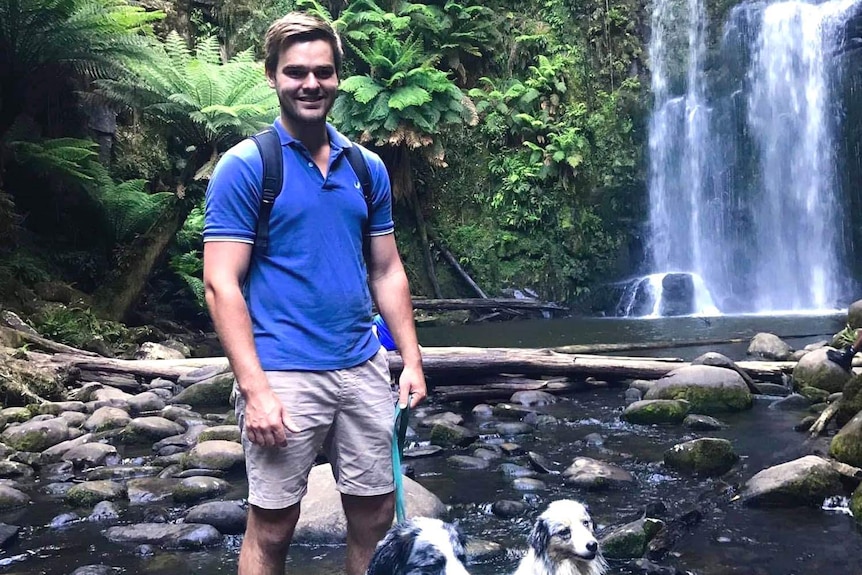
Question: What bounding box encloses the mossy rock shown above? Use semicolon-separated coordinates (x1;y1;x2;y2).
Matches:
828;411;862;467
848;300;862;330
644;366;752;414
664;438;739;476
65;480;126;508
798;386;830;404
600;517;663;559
429;422;478;448
793;348;852;393
741;456;843;508
622;399;689;425
836;374;862;427
170;373;234;408
852;484;862;524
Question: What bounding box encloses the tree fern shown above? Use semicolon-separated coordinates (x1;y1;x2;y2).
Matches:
0;0;163;137
7;138;101;183
97;32;278;159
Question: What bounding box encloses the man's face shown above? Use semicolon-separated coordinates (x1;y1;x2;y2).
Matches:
267;39;339;128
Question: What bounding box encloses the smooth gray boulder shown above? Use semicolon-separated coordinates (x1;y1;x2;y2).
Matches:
103;523;221;548
644;365;752;413
562;457;635;489
793;347;853;393
293;464;445;543
747;332;793;360
663;438;739;476
1;418;70;452
184;500;247;534
740;455;842;507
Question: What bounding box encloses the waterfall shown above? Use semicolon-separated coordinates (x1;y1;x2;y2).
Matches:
642;0;859;316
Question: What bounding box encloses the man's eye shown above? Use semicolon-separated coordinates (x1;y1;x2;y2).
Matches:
314;68;334;79
286;70;306;79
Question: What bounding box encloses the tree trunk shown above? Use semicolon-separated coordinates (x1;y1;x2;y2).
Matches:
428;230;487;298
93;197;192;322
93;147;206;322
411;195;442;298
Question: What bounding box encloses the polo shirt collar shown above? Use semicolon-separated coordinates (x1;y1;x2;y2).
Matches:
270;119;353;150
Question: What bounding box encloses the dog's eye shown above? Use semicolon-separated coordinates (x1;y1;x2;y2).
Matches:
557;527;571;540
582;519;592;528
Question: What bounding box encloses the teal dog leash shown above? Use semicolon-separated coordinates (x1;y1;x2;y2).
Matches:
392;402;410;523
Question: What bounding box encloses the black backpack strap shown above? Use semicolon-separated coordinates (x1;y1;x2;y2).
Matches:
250;127;283;253
343;144;374;257
343;144;373;211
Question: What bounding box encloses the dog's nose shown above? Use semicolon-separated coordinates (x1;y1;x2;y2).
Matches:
586;540;598;553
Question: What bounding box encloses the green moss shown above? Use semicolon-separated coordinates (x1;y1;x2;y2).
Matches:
65;481;126;507
622;400;689;424
852;485;862;524
829;432;862;468
837;374;862;427
799;386;830;403
662;384;752;414
664;438;739;476
601;527;646;559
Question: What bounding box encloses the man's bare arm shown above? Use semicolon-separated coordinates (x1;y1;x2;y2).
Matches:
367;233;426;408
203;242;298;446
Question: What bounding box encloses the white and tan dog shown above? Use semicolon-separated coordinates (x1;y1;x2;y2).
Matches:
514;500;608;575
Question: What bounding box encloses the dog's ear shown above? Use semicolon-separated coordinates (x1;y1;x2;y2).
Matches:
529;517;551;556
366;525;416;575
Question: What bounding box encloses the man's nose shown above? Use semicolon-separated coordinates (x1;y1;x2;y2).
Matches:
302;72;320;89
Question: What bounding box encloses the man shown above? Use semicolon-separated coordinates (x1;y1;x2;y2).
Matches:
202;12;426;575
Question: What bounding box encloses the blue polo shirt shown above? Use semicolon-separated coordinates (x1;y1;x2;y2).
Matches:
203;120;395;370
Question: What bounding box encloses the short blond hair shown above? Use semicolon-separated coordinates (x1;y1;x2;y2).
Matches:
264;12;343;75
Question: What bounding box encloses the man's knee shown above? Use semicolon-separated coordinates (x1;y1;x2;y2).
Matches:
342;492;395;540
246;504;300;552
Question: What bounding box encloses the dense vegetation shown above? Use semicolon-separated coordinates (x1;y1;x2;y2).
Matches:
0;0;651;342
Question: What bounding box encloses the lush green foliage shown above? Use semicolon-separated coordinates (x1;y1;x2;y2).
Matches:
0;0;652;325
97;33;279;183
31;305;130;349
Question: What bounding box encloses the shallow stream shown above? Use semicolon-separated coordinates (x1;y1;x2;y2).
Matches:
4;312;861;575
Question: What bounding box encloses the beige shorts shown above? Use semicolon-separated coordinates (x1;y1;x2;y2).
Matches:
235;349;395;509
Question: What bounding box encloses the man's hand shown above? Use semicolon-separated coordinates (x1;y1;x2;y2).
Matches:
397;364;427;409
243;387;300;447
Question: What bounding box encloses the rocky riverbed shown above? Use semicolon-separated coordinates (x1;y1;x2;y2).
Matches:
0;327;861;574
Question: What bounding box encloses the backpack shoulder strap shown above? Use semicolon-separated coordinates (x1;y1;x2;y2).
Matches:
343;144;373;211
344;144;375;257
249;127;283;253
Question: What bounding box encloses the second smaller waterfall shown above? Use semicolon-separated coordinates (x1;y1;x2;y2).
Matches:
616;272;720;317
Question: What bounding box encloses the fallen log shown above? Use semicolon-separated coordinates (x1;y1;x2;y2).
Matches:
412;298;567;313
431;377;586;402
50;353;228;381
809;399;841;438
0;326;100;357
42;347;793;385
553;334;829;355
390;347;794;383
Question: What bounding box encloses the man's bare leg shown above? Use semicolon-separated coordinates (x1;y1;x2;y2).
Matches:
342;492;395;575
238;503;301;575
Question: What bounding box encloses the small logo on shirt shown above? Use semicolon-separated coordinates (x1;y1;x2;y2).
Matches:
354;181;361;189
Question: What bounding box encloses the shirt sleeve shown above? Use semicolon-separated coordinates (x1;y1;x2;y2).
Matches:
362;148;395;237
203;139;264;244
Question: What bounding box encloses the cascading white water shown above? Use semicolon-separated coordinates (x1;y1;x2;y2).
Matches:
642;0;858;316
647;0;711;276
747;1;854;311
